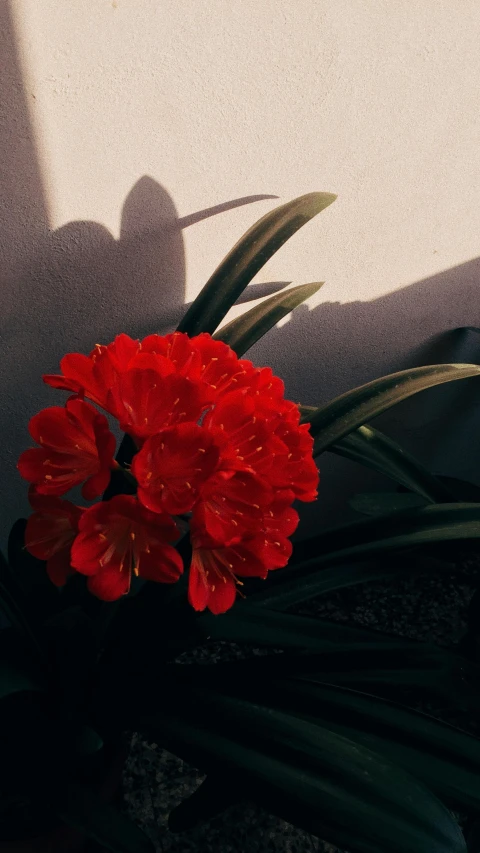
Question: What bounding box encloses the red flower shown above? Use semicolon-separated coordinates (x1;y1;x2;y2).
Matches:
18;398;117;500
70;495;183;601
203;389;286;474
191;334;255;397
32;331;320;613
132;423;220;515
25;494;83;587
258;492;300;568
189;491;299;613
192;469;273;546
270;420;319;502
43;334;141;415
111;369;210;443
141;332;202;378
188;539;267;614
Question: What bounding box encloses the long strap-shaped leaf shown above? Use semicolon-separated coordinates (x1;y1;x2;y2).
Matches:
0;549;46;671
167;637;479;709
139;687;465;853
196;672;480;815
185;607;480;706
246;502;480;610
197;601;429;653
301;363;480;455
283;685;480;814
214;281;324;355
177;192;336;336
299;413;454;503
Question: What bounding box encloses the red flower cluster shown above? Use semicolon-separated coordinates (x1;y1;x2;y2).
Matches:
18;333;318;613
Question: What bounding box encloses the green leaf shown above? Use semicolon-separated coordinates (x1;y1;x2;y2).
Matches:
0;549;46;670
55;781;154;853
273;681;480;813
213;281;324;356
198;601;425;653
73;724;104;758
170;631;479;710
176;192;336;336
191;669;480;815
246;503;480;610
350;492;429;516
140;686;465;853
301;363;480;456
0;628;44;702
197;604;480;707
312;420;454;502
430;475;480;503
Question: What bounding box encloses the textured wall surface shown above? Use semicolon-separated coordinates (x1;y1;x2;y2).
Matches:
2;0;480;542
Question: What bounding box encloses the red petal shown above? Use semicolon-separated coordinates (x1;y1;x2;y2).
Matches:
116;371;208;440
206;576;237;614
133;424;219;515
187;558;210;611
87;565;131;601
138;544;183;584
28;407;76;451
42;373;82;393
81;468;112;500
70;528;108;575
256;533;293;570
46;548;74;587
188;551;237;613
106;334;140;370
25;501;80;561
193;470;272;546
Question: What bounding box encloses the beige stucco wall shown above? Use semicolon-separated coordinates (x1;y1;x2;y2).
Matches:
2;0;480;540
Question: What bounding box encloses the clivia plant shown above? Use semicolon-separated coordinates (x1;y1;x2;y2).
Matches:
2;192;480;853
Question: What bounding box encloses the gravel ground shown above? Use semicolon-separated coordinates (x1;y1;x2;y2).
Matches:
120;550;480;853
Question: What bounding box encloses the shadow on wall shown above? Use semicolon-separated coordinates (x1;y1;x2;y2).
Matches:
1;0;480;544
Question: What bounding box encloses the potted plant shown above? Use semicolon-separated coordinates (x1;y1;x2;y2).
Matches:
2;192;480;853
